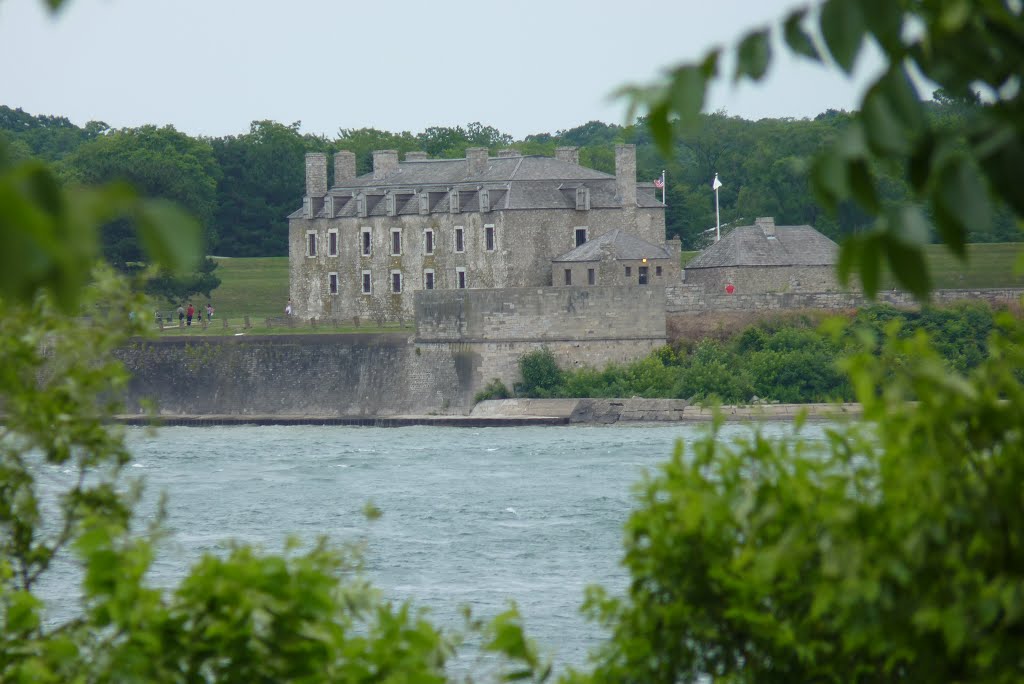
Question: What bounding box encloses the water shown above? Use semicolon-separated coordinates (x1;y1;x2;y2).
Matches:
41;422;823;669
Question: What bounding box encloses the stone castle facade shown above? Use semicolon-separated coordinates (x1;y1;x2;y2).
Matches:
288;145;677;321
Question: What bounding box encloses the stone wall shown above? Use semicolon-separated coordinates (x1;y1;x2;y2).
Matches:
415;286;666;391
288;206;666;322
666;284;1024;313
682;264;840;293
115;333;473;416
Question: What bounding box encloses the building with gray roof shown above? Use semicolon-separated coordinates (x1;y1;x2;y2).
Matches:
683;217;840;293
288;144;671;321
552;229;680;287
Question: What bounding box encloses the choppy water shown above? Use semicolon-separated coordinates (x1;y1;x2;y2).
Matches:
41;422;824;669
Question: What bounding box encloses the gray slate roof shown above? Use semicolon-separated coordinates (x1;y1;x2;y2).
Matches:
685;224;838;268
289;154;661;218
553;229;672;262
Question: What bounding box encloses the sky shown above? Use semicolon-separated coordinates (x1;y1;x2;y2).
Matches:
0;0;885;140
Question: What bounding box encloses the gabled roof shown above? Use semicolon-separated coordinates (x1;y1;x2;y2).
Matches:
289;153;663;217
553;229;673;262
685;224;838;268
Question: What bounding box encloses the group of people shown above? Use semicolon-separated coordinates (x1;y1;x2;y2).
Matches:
176;303;214;326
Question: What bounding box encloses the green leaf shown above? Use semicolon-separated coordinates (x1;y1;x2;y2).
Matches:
888;204;932;246
883;234;931;299
861;68;924;156
735;29;772;82
848;159;879;213
784;8;820;60
820;0;865;73
810;152;848;211
647;102;673;157
860;0;904;54
667;65;708;131
934;156;990;257
134;199;203;273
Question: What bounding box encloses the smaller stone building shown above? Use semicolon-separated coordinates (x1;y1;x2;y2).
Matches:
683;217;840;293
551;229;680;287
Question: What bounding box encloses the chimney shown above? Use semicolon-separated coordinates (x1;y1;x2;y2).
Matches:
555;146;579;166
756;216;776;237
333;150;356;184
305;152;327;197
466;147;489;176
405;151;429;161
372;150;399;180
497;148;519;158
615;144;637;208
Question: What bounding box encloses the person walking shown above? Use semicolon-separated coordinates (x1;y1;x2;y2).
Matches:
285;299;293;317
206;303;214;320
177;304;185;325
186;303;194;326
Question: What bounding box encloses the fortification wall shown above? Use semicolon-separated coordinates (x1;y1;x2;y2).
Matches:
415;286;666;390
115;333;473;416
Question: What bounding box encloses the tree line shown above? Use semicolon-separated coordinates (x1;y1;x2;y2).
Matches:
2;96;1016;268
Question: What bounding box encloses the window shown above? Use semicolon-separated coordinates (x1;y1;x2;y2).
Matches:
656;265;663;276
564;269;572;286
328;229;338;257
391;270;402;293
455;226;465;253
479;188;490;212
361;227;372;256
328;272;338;295
574;227;588;247
575;187;590;211
639;266;649;285
625;266;631;277
391;229;402;256
587;268;595;285
306;231;317;257
424;229;434;255
456;267;466;289
485;224;495;251
361;270;372;294
424;269;435;290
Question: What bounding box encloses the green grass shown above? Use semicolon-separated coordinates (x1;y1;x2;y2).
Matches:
680;243;1024;289
207;256;289;320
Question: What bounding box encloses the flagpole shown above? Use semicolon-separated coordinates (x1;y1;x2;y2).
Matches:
661;170;666;206
714;173;720;242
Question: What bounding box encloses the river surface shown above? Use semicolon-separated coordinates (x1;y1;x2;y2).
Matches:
42;422;825;670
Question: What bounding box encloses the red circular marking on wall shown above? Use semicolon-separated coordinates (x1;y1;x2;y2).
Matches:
725;283;735;294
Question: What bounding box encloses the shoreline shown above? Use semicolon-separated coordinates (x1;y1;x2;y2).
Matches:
111;400;862;427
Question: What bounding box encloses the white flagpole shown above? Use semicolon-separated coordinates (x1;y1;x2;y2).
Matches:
661;170;666;206
713;173;722;242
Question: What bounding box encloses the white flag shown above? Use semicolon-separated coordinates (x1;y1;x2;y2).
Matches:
712;174;723;190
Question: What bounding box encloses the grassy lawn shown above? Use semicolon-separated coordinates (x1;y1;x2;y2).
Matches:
206;256;289;320
681;243;1024;289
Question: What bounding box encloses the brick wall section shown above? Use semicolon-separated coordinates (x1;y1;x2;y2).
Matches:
115;333;472;416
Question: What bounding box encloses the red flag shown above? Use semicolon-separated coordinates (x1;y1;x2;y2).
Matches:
653;178;664;189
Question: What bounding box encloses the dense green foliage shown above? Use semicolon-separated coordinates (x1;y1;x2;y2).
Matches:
3;88;1017;262
515;304;999;404
576;313;1024;684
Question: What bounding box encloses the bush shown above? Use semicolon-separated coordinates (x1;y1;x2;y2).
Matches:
516;348;563;397
474;378;511;403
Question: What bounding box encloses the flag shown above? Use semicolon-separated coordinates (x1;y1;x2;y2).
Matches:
653;177;664;189
712;174;722;190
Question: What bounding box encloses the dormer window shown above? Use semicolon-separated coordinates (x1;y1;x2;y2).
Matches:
386;192;396;216
575;187;590;211
450;189;460;214
479;188;490;213
356;193;367;218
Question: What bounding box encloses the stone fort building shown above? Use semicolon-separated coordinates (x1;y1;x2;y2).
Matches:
288;145;677;321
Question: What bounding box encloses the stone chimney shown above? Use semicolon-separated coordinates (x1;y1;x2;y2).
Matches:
497;148;519;158
466;147;489;176
405;151;429;161
555;146;579;166
333;150;356;184
372;150;399;180
615;144;637;208
756;216;776;237
305;152;327;197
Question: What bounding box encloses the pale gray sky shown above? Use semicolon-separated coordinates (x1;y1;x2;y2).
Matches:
0;0;884;139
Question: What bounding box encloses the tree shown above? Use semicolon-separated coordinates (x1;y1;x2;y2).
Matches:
619;0;1023;298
